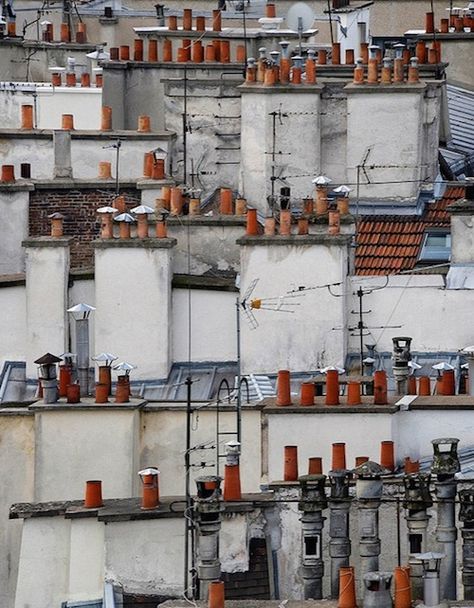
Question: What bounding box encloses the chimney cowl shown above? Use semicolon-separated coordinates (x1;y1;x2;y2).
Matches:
114;213;135;223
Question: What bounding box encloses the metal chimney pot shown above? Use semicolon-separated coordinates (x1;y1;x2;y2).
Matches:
355;461;384;578
459;489;474;599
392;337;412;395
328;469;353;598
411;552;444;607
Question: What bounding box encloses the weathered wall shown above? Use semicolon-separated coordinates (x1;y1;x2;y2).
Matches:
141;408;262;496
0;85;102;130
0;285;27;363
0;413;35;608
94;242;174;380
34;408;140;501
240;88;322;215
0;189;30;274
172;289;236;363
348;275;474;354
239;237;350;375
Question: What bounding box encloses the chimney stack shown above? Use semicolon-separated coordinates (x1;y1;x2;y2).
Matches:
138;467;160;509
223;440;241;500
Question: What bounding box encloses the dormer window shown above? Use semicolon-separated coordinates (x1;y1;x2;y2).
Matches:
418;229;451;263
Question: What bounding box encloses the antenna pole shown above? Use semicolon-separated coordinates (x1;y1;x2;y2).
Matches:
184;374;193;598
115;139;121;196
357;287;364;373
243;2;248;70
270;111;277;202
236;296;242;444
183;63;188;185
327;0;334;45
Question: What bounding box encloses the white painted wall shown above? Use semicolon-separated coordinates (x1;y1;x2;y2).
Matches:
348;275;474;353
172;289;236;363
0;190;29;274
240;89;322;214
337;7;370;55
68;519;105;603
345;86;439;200
24;242;69;378
34;409;140;502
0;84;102;130
141;409;262;496
0;286;27;363
240;239;349;374
95;245;173;380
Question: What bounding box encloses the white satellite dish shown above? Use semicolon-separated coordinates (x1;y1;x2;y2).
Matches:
286;2;315;32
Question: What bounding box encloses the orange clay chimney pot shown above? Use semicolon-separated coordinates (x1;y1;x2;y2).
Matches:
21;105;34;129
148;39;158;61
1;165;15;182
284;445;298;481
276;370;292;406
60;22;70;42
347;381;362;405
143;152;154;178
156;220;168;238
394;565;412;608
134;39;144;61
355;456;369;467
318;49;327;65
308;457;323;475
360;42;369;64
338;566;357;608
220;40;230;63
418;375;431;395
66;72;76;87
114;195;126;213
212;9;222;31
235;198;247;215
328;210;340;235
442;369;455;395
84;480;103;508
152;158;165;180
264;217;276;235
62;114;74;130
141;472;159;509
332;42;341;65
168;15;177;30
305;58;316;84
380;440;395;471
345;49;355;64
332;442;346;470
98;161;112;179
279;209;292;236
189;198;201;215
183;8;193;30
220;188;233;214
81;72;90;87
206;44;216;62
51;72;62;86
246;208;258;235
404;457;420;474
326;369;340;405
137;215;149;238
95;383;109;404
196;16;206;31
374;369;388;404
170;187;184;215
224;463;241;500
208;581;225;608
300;382;315;406
137;115;151;132
119;46;130;61
298;218;309;235
163;39;172;62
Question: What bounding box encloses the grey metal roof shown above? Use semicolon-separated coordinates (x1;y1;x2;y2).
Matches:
447;84;474;155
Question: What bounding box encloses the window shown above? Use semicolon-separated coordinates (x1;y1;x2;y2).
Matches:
418;230;451;263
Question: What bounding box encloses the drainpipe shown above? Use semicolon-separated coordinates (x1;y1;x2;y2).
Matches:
328;469;353;598
298;474;327;599
459;489;474;599
355;461;384;578
403;473;433;599
195;476;223;600
432;437;460;601
67;303;95;397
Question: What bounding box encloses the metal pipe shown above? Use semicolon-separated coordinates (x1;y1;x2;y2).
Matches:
328;470;352;598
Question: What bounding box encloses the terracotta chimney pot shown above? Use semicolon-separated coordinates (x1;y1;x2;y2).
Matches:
66;72;76;87
196;16;206;32
161;186;171;210
95;73;103;88
279;209;292;236
337;196;350;215
407;376;417;395
208;581;225;608
380;440;395;471
425;11;435;33
81;72;91;87
119;221;131;239
440;18;449;33
276;370;292;406
168;15;178;30
236;45;246;63
100;214;114;239
408;58;420;83
220;188;233;214
224;464;241;500
192;40;204;63
100;106;112;131
67;383;80;403
212;9;222;31
264;66;276;86
60;22;70;42
134;39;144;61
355;456;369;467
163;39;173;62
141;471;159;509
394;566;412;608
170;186;183;215
246;208;258;235
51;72;62;86
415;41;427;64
220;40;230;63
61;114;74;130
152;158;165;180
84;480;103;508
404;457;420;474
360;42;369;64
328;210;340;235
156;220;168;238
326;369;340;405
300;381;315;406
298;217;309;235
292;66;302;85
345;49;355;64
418;376;431;396
373;369;388;404
393;58;404;83
148;39;158;62
284;445;298;481
332;442;346;470
98;161;112;179
183;8;193;31
339;566;357;608
7;20;16;37
264;217;276;236
136;215;149;238
95;383;109;404
305;58;316;84
235;198;247;215
367;58;378;84
317;49;327;65
347;381;361;405
265;2;276;17
308;457;322;475
442;369;455;395
119;45;130;61
189;198;201;215
205;44;216;62
332;42;341;65
114;195;126;213
49;212;65;237
137;115;151;132
1;165;15;183
21;104;34;130
76;22;87;43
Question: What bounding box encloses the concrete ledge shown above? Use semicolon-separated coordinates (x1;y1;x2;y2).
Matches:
239;83;325;94
33;179;138;190
172;273;238;292
0;129;175;140
237;235;352;246
345;82;428;94
22;41;96;51
447;198;474;214
29;397;147;411
162;601;337;608
409;395;474;410
0;273;26;287
262;397;398;414
143;402;263;411
22;237;73;248
167;216;246;227
136;178;176;189
0;181;35;192
93;237;177;249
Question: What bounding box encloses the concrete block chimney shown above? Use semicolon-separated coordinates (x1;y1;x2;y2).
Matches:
446;182;474;288
53;130;73;179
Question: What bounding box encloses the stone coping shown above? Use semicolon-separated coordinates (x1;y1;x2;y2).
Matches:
22;236;73;248
172;273;239;292
29;397;147;411
344;82;429;94
261;396;398;414
240;83;324;94
32;179;138;190
143;402;264;411
0;129;175;140
136;178;175;189
237;234;352;246
10;492;275;521
448;198;474;214
0;182;35;192
409;395;474;410
167;216;246;227
21;40;96;51
93;237;177;249
162;602;337;608
0;273;26;287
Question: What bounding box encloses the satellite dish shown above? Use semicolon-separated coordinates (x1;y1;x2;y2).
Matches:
286;2;315;32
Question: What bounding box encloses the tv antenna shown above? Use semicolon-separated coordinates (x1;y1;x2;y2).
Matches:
266;108;291;205
286;2;315;55
102;138;122;195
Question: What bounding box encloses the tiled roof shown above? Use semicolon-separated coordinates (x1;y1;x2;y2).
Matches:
355;186;465;276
